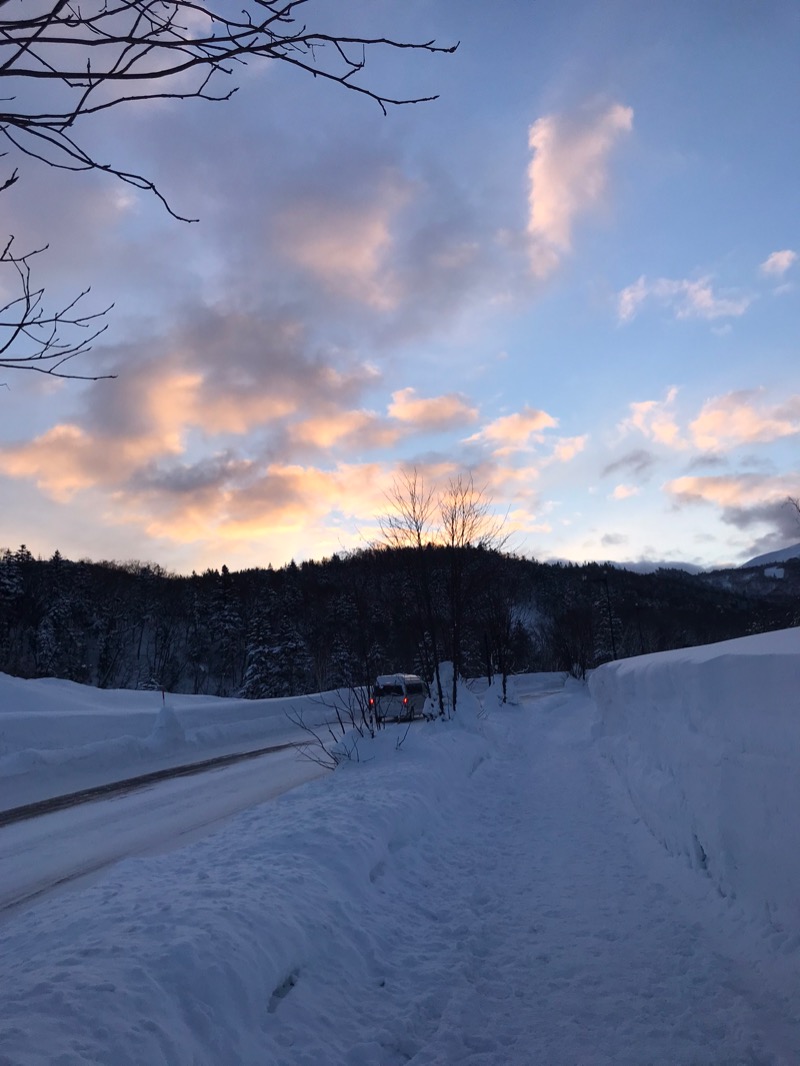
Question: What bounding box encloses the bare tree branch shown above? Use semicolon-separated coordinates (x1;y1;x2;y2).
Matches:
0;236;114;379
0;1;457;210
0;2;455;379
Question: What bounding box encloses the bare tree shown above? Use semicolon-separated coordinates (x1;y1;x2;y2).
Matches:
379;468;446;716
0;2;456;379
379;469;507;716
438;474;507;713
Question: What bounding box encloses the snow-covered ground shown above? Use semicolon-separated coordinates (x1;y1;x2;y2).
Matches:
0;675;340;809
2;639;800;1063
590;627;800;933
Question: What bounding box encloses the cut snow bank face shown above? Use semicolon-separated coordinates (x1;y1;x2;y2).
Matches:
0;675;346;808
589;627;800;931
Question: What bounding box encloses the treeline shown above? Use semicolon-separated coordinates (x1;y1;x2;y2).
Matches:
0;543;796;696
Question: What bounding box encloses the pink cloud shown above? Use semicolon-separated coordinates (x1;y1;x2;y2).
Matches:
527;102;633;276
690;391;800;451
760;249;796;277
618;276;752;323
618;388;685;449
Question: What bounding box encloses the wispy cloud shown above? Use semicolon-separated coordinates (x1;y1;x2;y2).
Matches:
617;275;752;323
760;249;796;277
527;102;633;277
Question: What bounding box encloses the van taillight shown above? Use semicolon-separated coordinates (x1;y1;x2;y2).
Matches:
403;696;408;705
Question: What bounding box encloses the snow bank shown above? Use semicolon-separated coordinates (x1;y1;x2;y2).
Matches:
0;673;349;808
0;712;492;1066
590;627;800;930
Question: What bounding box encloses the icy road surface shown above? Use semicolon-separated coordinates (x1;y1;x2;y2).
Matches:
0;749;325;915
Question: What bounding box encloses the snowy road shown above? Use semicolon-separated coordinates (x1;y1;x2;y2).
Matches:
0;749;326;916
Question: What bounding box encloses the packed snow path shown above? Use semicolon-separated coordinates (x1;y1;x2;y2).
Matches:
3;683;800;1063
344;688;800;1065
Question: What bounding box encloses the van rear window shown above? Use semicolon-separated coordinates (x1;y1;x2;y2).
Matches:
375;684;403;697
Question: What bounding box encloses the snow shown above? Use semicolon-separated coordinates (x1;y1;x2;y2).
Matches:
2;645;800;1062
590;626;800;932
0;674;342;809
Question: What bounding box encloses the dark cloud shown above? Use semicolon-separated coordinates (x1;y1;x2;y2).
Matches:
601;448;655;479
684;452;728;472
720;499;799;539
601;532;627;546
132;453;254;495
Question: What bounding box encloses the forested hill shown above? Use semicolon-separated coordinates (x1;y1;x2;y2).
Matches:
0;544;797;696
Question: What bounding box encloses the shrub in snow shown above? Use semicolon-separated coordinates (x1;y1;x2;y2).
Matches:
328;729;362;765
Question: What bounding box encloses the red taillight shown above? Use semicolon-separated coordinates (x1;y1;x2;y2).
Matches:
403;696;408;705
369;697;374;707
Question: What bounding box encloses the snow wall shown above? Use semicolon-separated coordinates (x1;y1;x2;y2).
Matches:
589;627;800;931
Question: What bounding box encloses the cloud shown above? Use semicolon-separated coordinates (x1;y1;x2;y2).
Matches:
547;435;588;464
610;484;640;500
277;169;411;311
0;304;387;506
666;473;794;511
466;406;558;456
601;532;628;546
601;448;656;478
618;388;684;449
664;473;800;562
617;275;752;323
760;249;797;277
388;388;479;432
689;391;800;451
288;408;400;452
684;452;729;472
527;102;633;277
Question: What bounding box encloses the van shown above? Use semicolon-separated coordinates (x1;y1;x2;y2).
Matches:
370;674;427;722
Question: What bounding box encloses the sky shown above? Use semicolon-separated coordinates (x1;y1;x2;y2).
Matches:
1;0;799;574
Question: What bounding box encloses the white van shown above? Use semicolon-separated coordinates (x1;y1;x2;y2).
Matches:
370;674;427;721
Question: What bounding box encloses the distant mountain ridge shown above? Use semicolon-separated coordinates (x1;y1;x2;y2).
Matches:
742;543;800;568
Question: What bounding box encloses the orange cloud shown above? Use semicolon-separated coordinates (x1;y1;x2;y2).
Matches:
289;408;399;451
467;406;558;455
388;388;478;431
